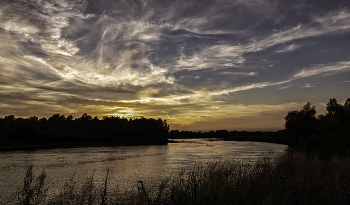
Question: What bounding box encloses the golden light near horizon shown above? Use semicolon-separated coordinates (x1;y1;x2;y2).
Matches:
1;0;350;131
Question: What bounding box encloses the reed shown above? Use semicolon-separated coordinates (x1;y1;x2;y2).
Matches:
10;150;350;205
13;165;47;205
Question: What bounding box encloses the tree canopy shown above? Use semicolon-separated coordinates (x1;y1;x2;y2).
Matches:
285;98;350;157
0;114;169;147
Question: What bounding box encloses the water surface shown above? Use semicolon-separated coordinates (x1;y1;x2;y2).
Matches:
0;139;287;203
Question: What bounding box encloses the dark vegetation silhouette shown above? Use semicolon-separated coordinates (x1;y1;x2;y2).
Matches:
0;114;169;150
6;97;350;204
168;130;286;144
285;98;350;158
169;98;350;156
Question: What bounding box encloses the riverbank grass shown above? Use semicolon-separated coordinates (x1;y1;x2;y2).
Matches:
12;150;350;205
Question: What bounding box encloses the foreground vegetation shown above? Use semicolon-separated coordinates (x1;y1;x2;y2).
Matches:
0;114;169;150
9;150;350;205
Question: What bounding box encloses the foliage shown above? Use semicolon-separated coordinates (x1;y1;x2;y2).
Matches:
284;98;350;157
0;114;169;147
284;102;317;147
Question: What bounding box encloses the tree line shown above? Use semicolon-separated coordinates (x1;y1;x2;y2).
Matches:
169;97;350;157
1;98;349;155
168;130;286;144
285;98;350;157
0;114;169;147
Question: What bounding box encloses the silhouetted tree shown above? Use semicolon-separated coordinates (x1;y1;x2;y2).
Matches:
326;98;343;117
28;116;39;123
79;113;92;121
48;114;62;122
66;115;74;121
0;113;170;147
285;98;350;157
39;117;47;123
4;115;16;122
284;102;317;147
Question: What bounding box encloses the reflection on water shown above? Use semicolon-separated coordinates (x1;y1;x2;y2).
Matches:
0;139;287;203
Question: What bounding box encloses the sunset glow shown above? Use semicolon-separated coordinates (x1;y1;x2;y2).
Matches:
1;0;350;131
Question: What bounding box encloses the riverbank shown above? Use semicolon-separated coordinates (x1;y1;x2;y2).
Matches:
8;149;350;205
0;140;169;152
0;137;282;152
168;130;288;145
223;135;288;145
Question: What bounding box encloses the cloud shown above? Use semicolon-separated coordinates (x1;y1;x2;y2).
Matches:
276;44;302;53
278;84;292;89
172;8;350;72
0;0;87;57
175;44;246;71
170;101;305;127
234;8;350;55
293;61;350;78
1;0;350;130
209;82;273;96
302;83;315;88
204;60;350;96
218;71;257;76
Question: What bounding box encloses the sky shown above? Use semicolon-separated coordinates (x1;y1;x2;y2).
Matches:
1;0;350;131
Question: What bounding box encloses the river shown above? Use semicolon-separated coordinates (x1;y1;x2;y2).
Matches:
0;139;287;203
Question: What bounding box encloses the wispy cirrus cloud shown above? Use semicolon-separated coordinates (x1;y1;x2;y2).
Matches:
302;83;315;88
276;44;302;53
278;84;292;89
172;8;350;74
1;0;87;57
1;0;350;130
175;44;246;71
294;61;350;78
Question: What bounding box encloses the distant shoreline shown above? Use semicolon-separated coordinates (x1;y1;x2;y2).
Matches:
0;141;169;152
223;136;288;145
0;114;170;152
0;137;288;152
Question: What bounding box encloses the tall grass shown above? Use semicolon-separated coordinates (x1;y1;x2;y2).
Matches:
11;150;350;205
13;165;47;205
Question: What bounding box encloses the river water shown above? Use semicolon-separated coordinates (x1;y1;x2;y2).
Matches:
0;139;287;203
